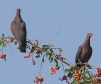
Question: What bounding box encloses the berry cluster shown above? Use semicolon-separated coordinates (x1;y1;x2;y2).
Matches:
35;48;41;54
96;68;101;77
0;54;6;61
93;76;101;83
59;48;62;54
92;68;101;83
33;39;41;54
34;76;43;84
24;52;31;59
59;75;70;84
60;75;67;81
33;39;38;47
56;49;66;61
72;70;82;81
8;37;15;42
32;59;35;65
50;66;57;75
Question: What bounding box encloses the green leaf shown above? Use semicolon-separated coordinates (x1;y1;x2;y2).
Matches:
48;44;52;48
50;58;53;63
26;45;29;49
36;44;39;47
54;58;58;64
44;48;49;51
42;45;48;47
50;49;55;57
65;69;71;72
0;41;2;46
49;48;52;52
14;41;17;45
26;46;28;49
42;45;49;51
86;65;92;69
56;66;60;70
42;57;44;63
49;52;52;57
71;81;76;84
68;72;72;78
48;55;51;61
46;51;49;56
30;46;35;53
36;55;40;58
68;65;74;69
2;42;7;48
79;66;84;71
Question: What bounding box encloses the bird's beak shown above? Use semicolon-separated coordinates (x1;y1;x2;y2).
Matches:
92;35;94;38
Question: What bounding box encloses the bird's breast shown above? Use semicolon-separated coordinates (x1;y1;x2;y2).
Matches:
81;48;92;62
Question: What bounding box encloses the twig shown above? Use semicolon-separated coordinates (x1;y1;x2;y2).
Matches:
40;23;63;43
55;55;71;66
26;39;34;45
6;42;15;54
51;48;61;49
0;36;13;39
39;54;46;76
61;62;65;75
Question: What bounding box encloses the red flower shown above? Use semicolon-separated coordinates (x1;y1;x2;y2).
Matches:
8;37;15;42
0;54;6;61
32;60;35;65
50;66;57;75
34;76;43;84
24;52;31;59
35;48;41;54
33;39;38;47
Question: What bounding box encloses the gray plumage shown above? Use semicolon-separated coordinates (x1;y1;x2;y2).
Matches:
10;8;27;53
75;33;93;67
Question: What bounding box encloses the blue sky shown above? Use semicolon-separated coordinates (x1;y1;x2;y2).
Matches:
0;0;101;84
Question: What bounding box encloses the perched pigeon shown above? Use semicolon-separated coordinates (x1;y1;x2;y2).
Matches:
10;8;27;53
75;33;93;67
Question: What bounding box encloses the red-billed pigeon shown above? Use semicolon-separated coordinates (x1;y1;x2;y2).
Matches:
10;8;27;53
75;33;93;67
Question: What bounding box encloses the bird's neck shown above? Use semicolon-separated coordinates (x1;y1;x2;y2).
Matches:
83;37;90;47
14;12;22;20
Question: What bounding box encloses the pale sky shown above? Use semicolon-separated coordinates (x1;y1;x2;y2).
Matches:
0;0;101;84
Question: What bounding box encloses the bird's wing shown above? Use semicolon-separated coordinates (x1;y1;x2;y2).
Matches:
87;46;92;62
19;21;27;46
90;47;92;56
10;21;22;45
75;46;82;63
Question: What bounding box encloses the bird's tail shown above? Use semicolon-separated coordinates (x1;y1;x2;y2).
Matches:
19;45;26;53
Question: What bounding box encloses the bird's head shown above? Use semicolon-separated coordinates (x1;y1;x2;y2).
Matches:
87;33;93;38
14;8;22;20
16;8;21;13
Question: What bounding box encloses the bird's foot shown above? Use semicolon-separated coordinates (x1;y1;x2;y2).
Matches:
79;62;82;64
85;62;89;66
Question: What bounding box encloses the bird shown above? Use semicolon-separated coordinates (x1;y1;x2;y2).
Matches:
75;33;93;67
10;8;27;53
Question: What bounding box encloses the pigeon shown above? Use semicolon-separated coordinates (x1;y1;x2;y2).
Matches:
75;33;93;67
10;8;27;53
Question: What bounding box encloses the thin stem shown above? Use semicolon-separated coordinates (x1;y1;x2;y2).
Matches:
39;54;46;76
61;62;65;75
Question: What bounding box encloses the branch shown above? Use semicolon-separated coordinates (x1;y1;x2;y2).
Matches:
55;55;71;66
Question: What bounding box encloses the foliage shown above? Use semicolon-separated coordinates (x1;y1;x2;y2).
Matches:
0;34;101;84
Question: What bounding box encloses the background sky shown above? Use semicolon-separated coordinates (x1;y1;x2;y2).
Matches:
0;0;101;84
